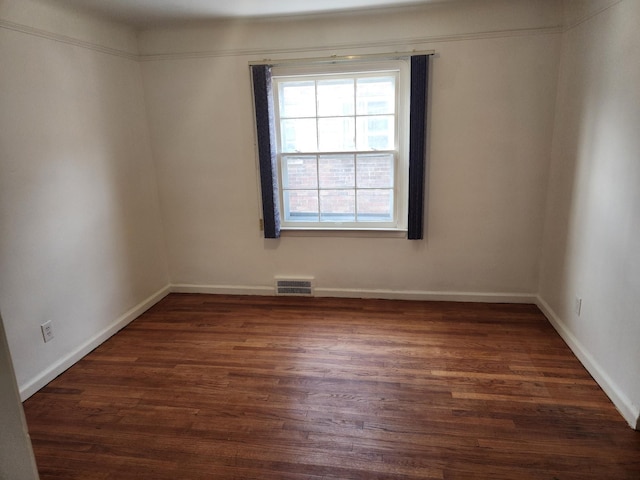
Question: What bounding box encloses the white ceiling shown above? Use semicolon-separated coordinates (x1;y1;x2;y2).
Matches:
53;0;451;27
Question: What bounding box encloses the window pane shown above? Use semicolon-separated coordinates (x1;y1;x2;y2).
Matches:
284;190;319;222
319;155;355;189
281;118;317;152
356;154;394;188
279;81;316;118
357;189;393;222
319;190;355;222
282;156;317;189
356;115;394;151
318;117;355;151
317;79;354;117
356;76;396;115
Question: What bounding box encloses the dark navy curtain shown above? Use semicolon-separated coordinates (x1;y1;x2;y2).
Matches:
407;55;430;240
251;64;281;239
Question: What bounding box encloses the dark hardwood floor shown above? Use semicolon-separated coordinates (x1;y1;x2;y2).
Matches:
23;294;640;479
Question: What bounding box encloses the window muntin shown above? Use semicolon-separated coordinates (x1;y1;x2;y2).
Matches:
272;62;408;230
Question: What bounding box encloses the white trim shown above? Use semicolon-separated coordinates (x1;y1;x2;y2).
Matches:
249;49;434;66
281;228;406;237
0;15;561;64
0;18;138;60
18;285;171;400
170;284;274;296
563;0;622;32
139;27;562;62
315;288;535;303
16;281;638;430
536;296;640;430
272;61;408;231
171;283;535;304
25;282;639;431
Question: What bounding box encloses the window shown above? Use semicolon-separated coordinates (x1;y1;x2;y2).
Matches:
252;54;430;239
274;63;406;229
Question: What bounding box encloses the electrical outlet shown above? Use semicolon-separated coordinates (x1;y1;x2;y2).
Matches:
575;297;582;317
41;321;54;343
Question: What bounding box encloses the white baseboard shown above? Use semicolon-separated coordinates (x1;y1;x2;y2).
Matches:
536;296;639;430
19;285;171;400
170;284;274;296
19;282;637;430
171;283;536;303
315;287;536;303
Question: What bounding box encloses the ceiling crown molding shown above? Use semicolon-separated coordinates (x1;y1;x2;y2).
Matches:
0;18;138;60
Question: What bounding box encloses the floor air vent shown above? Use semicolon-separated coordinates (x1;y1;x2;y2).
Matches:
275;278;314;296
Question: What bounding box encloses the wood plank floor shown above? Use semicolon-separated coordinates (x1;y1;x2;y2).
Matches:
23;294;640;479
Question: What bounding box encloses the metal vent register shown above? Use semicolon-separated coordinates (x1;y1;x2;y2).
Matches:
275;279;314;296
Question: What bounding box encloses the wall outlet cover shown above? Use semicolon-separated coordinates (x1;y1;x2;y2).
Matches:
41;321;54;343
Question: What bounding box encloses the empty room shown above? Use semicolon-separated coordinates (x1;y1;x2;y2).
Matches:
0;0;638;478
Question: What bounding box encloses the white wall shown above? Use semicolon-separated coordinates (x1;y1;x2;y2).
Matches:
0;0;169;398
538;0;640;428
139;0;562;300
0;314;39;480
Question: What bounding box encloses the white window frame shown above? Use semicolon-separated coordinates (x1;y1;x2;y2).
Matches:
270;60;410;232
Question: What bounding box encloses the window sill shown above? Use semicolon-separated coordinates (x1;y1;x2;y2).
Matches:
279;228;407;238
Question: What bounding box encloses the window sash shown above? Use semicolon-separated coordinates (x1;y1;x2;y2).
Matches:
273;70;400;155
272;64;407;230
279;151;398;228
